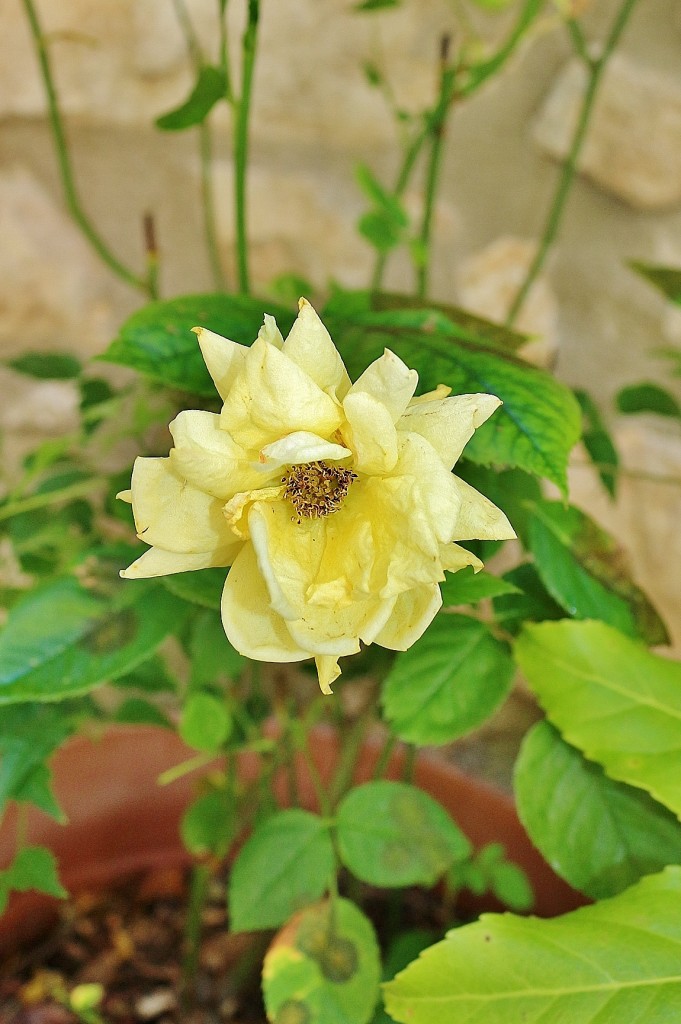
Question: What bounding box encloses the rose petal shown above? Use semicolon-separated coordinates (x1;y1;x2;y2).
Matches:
451;476;516;540
400;393;502;469
169;410;272;499
193;327;248;401
374;584;443;651
282;298;351;400
346;348;418;422
120;544;237;579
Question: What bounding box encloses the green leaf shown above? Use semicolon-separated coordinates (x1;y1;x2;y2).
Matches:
528;500;668;645
326;313;580;492
181;787;237;858
574;389;619;497
180;691;232;752
188;611;246;688
629;260;681;303
515;721;681;900
0;705;72;821
439;567;519;607
336;781;470;888
382;615;514;745
515;620;681;819
616;382;681;419
460;0;545;97
384;867;681;1024
229;810;335;932
370;293;528;354
355;0;400;10
263;898;381;1024
0;576;188;703
100;294;295;396
155;65;226;131
268;272;314;307
162;567;225;610
358;210;405;254
487;859;534;912
114;697;170;727
7;352;82;379
112;654;177;693
492;563;565;635
0;846;67;915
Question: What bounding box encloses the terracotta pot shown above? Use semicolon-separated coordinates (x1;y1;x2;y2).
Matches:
0;724;583;956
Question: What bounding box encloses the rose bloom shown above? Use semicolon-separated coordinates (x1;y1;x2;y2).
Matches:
120;299;515;693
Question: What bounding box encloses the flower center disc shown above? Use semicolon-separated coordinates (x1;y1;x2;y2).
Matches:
283;461;357;521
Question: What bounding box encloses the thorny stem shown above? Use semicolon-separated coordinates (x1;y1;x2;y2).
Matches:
416;36;455;300
234;0;260;294
22;0;155;296
505;0;641;327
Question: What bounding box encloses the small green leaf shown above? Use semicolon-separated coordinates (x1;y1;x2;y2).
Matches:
528;499;668;645
114;697;170;727
515;721;681;900
180;691;232;752
156;65;226;131
515;620;681;819
0;705;72;820
616;382;681;419
162;567;225;610
263;898;381;1024
336;782;470;888
574;389;619;497
355;0;400;10
100;294;295;397
268;272;314;307
229;810;334;932
439;567;519;607
7;352;82;379
358;210;405;253
382;615;514;745
488;860;534;912
0;846;67;915
181;787;237;858
629;260;681;303
384;867;681;1024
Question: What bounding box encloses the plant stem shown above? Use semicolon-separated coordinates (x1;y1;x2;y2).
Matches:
22;0;154;296
372;733;398;780
234;0;260;295
505;0;640;327
182;862;211;1002
0;477;107;523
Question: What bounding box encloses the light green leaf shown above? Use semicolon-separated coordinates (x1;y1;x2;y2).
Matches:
528;500;668;645
0;577;187;703
263;898;381;1024
336;782;470;888
162;567;225;610
515;620;681;818
155;65;226;131
181;787;237;858
440;567;519;607
382;615;514;745
515;721;681;899
229;810;334;932
384;867;681;1024
0;846;67;915
180;691;232;752
100;294;295;396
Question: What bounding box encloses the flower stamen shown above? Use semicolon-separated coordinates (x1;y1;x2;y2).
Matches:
283;461;357;521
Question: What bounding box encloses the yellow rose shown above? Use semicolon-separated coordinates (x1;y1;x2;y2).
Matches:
120;299;514;693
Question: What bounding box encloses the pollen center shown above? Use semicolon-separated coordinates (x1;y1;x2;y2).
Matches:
283;461;357;520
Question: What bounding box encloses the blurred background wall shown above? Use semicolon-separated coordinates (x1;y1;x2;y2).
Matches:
1;0;680;645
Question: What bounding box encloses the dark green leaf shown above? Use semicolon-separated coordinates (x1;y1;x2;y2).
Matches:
263;898;381;1024
7;352;82;380
0;705;72;821
0;846;67;915
515;721;681;900
337;781;470;887
355;0;400;9
162;567;225;610
100;294;295;396
439;567;519;607
382;615;514;745
155;65;226;131
616;382;681;419
358;209;405;253
229;810;334;932
371;292;527;353
181;787;237;858
528;499;669;645
629;261;681;303
574;389;619;497
0;577;188;703
112;654;177;693
492;562;565;635
114;697;170;727
188;611;245;688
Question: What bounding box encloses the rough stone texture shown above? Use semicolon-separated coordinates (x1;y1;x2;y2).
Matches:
533;53;681;211
454;237;559;368
0;164;118;356
568;419;681;656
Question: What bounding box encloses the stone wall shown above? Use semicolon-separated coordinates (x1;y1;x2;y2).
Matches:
1;0;680;645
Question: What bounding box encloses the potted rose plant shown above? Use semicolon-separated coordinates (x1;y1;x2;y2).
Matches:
2;0;681;1021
